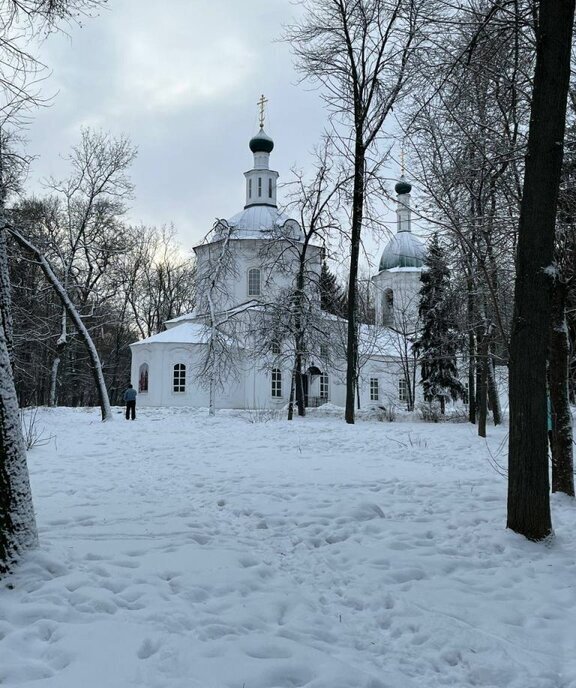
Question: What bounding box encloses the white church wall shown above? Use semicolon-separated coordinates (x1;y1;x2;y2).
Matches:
194;239;323;314
373;268;421;329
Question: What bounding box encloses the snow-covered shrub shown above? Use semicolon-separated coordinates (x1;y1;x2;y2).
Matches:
20;408;54;450
418;401;443;423
244;407;285;423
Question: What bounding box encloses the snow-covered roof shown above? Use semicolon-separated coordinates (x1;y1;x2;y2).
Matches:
130;322;239;348
212;205;302;241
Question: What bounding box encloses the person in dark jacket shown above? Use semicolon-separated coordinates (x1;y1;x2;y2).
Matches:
123;384;137;420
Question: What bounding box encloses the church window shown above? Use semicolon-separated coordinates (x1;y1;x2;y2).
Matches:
139;363;149;393
268;178;272;198
382;289;394;326
271;340;281;355
271;368;282;398
248;268;261;296
173;363;186;393
258;177;262;197
320;343;328;358
249;178;252;198
320;373;329;399
398;378;408;402
370;377;379;401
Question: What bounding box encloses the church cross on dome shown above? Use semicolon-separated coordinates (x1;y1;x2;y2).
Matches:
258;94;268;129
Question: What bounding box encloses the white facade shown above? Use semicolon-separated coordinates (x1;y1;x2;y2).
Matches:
130;130;425;412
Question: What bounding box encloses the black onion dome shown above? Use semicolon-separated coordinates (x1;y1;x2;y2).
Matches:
249;129;274;154
395;178;412;195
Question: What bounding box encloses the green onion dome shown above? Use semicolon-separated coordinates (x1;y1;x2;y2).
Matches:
395;178;412;195
249;129;274;154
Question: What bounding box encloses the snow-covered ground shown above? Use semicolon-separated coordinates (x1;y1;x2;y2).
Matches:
1;406;575;688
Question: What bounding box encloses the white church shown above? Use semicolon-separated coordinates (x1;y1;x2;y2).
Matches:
130;116;426;412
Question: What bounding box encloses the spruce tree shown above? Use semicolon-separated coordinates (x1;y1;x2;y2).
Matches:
415;233;464;414
319;261;347;317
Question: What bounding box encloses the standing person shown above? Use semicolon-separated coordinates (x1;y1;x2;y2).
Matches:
123;384;137;420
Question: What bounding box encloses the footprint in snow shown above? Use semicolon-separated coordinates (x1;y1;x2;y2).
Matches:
137;637;161;659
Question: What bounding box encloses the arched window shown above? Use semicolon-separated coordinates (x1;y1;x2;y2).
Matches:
173;363;186;393
258;177;262;197
248;178;252;198
139;363;149;393
271;369;282;398
268;178;273;198
271;340;281;355
248;268;261;296
382;288;394;326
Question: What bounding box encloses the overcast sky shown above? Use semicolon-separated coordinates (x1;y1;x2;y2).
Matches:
25;0;407;270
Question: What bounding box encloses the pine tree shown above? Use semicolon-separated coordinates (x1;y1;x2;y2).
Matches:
319;261;347;317
415;233;464;414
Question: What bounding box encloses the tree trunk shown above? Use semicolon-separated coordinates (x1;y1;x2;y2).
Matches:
209;377;216;416
0;221;14;367
477;332;488;439
549;280;574;496
49;356;60;407
486;351;502;425
287;369;296;421
0;222;38;573
345;142;365;424
507;0;574;540
468;345;476;424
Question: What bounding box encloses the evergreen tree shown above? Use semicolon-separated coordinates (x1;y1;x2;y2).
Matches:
319;260;347;317
414;233;464;414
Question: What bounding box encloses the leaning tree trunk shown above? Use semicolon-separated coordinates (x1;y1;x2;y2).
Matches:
7;227;112;422
507;0;574;540
549;280;574;496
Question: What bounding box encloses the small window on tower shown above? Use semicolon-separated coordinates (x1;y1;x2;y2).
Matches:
258;177;262;197
249;178;252;198
268;178;272;198
248;268;261;296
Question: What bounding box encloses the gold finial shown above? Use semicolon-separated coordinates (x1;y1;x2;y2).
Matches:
258;94;268;129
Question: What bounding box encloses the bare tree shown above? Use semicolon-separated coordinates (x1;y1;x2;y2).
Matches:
6;225;112;419
286;0;428;423
120;224;196;339
256;141;343;418
194;221;245;416
34;129;136;405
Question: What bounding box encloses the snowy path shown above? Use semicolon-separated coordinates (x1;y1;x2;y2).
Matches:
1;407;575;688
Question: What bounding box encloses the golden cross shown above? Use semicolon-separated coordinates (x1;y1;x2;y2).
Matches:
400;144;405;177
258;94;268;129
